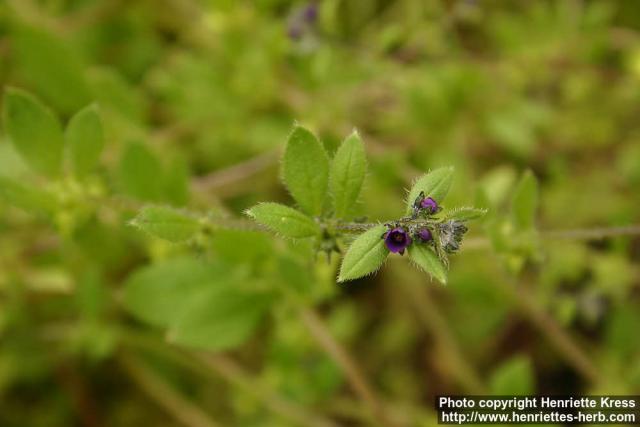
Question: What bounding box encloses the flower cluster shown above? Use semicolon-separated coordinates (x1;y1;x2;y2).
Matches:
382;193;468;256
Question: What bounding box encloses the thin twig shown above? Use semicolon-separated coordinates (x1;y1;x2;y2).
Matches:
119;330;337;427
491;269;602;385
192;150;281;195
399;280;485;393
119;353;221;427
195;354;339;427
298;306;401;427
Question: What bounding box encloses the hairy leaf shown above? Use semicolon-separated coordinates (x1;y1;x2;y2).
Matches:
2;88;64;176
408;244;447;284
511;170;538;230
338;224;388;282
246;202;319;238
406;166;454;214
131;206;201;243
442;207;487;222
330;131;366;218
66;104;104;177
282;125;329;215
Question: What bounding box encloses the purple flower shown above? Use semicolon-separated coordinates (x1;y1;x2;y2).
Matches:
302;3;318;23
384;227;412;255
420;197;438;213
417;228;432;242
287;2;318;41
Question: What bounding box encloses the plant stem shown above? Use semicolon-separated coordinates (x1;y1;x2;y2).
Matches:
119;330;337;427
297;305;401;427
491;268;602;385
399;280;486;393
195;353;339;427
119;352;221;427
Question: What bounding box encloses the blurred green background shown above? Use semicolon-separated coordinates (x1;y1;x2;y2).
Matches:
1;0;640;426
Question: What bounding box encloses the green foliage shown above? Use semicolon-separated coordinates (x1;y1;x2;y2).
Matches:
329;131;366;218
442;207;488;222
246;202;319;238
489;356;534;395
2;88;64;176
123;257;216;328
123;257;270;352
0;176;57;215
167;285;271;351
118;142;164;201
130;206;201;243
65;104;104;177
11;25;90;114
282;125;330;216
2;2;640;425
511;170;538;230
338;224;388;282
405;167;454;214
408;244;448;285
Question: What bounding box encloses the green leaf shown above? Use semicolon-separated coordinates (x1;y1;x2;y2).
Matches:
330;130;367;218
489;356;534;395
12;25;91;114
338;224;388;282
511;170;538;230
0;176;57;215
408;244;447;284
122;257;222;328
2;88;64;176
118;142;164;201
442;207;488;222
131;206;201;243
167;286;271;351
246;202;319;238
66;104;104;177
282;125;329;215
405;166;454;214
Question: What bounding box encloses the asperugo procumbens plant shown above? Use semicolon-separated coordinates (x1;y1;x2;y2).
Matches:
245;125;486;284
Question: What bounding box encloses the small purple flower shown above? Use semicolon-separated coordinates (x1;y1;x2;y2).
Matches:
287;2;318;41
420;197;438;213
383;227;412;255
417;228;432;242
302;3;318;23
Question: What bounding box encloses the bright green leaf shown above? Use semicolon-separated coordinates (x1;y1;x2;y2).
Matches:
489;356;534;395
246;202;319;238
408;244;447;284
330;130;367;218
2;88;64;176
0;176;57;215
406;166;454;214
66;104;104;177
511;170;538;230
282;125;329;215
338;224;388;282
168;286;271;351
131;206;201;243
442;207;488;222
12;25;91;114
123;257;223;328
118;142;164;201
